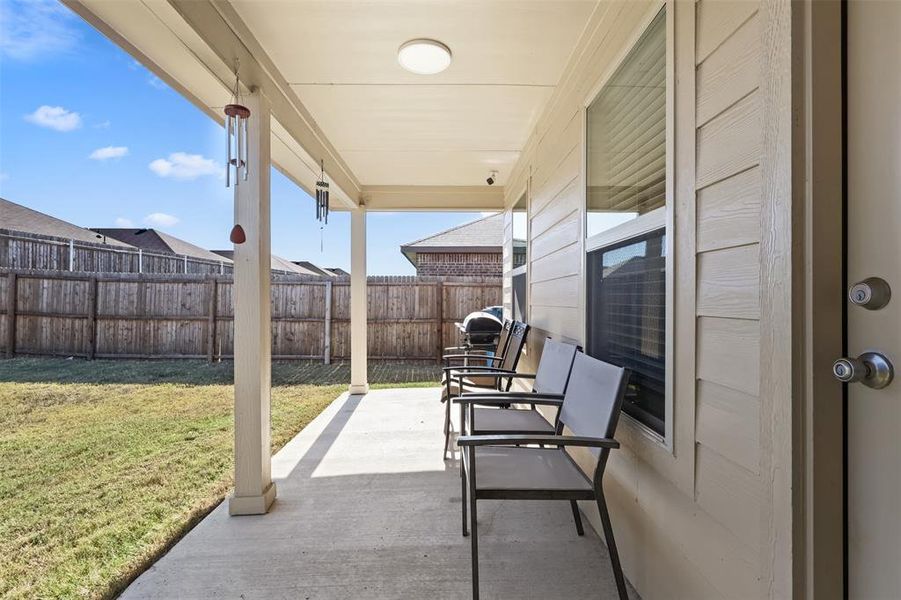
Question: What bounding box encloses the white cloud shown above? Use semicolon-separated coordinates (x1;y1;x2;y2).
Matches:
25;105;82;132
93;120;111;129
114;217;134;228
147;75;168;90
89;146;129;160
149;152;220;180
0;0;80;62
143;213;179;228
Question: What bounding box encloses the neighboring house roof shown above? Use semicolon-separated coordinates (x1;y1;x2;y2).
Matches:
400;213;503;266
213;250;322;276
271;255;319;275
1;197;134;247
92;228;230;263
325;267;349;277
292;261;337;277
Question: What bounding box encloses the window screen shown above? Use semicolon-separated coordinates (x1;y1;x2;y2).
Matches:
586;9;666;239
586;229;666;434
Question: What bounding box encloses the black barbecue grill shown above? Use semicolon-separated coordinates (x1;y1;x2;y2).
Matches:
454;309;503;351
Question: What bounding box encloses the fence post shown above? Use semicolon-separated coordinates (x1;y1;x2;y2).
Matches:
87;277;98;360
323;280;332;365
5;273;16;358
69;239;75;271
435;281;444;363
207;277;218;362
138;249;143;274
183;255;188;274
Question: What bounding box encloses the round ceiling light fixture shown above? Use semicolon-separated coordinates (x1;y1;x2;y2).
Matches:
398;39;452;75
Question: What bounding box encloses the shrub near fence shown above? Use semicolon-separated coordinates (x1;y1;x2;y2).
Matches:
0;270;501;362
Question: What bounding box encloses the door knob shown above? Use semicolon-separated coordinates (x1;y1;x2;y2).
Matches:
833;352;894;389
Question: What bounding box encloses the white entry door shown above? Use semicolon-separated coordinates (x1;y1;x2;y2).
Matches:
845;1;901;597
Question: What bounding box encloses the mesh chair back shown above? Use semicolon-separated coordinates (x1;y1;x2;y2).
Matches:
558;352;629;456
499;321;529;373
494;320;513;359
531;339;579;395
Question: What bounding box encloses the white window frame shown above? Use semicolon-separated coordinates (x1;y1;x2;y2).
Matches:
510;185;530;324
581;2;674;452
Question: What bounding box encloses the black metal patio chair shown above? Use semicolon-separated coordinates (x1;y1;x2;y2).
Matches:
452;338;579;438
440;321;529;458
458;352;631;600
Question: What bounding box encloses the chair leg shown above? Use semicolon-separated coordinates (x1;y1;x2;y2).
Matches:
469;471;480;599
570;500;584;536
461;403;469;536
461;463;469;537
596;493;628;600
443;393;452;459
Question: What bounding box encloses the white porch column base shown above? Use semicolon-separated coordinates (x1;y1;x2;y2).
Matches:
229;482;277;516
349;208;368;394
231;89;275;516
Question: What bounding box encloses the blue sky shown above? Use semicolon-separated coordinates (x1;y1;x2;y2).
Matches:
0;0;488;274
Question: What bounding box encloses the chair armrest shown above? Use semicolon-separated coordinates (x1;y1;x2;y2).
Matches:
459;390;559;399
453;396;563;407
447;368;518;378
457;434;620;449
443;354;502;362
443;365;513;375
447;371;535;380
443;347;493;354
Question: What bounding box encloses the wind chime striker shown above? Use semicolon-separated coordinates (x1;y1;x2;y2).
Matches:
315;160;329;224
224;60;250;187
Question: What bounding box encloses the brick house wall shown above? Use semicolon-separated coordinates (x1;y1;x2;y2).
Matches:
414;252;502;277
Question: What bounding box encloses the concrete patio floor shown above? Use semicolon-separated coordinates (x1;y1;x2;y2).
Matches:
123;387;638;599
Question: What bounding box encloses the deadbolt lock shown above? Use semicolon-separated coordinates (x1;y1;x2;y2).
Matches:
849;277;891;310
833;352;894;389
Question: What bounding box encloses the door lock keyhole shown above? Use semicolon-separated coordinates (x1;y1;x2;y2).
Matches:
849;277;891;310
833;352;894;389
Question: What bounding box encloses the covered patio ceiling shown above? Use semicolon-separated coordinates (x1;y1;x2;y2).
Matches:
63;0;599;211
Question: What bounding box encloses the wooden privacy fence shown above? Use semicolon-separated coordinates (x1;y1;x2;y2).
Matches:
1;229;234;275
0;270;500;362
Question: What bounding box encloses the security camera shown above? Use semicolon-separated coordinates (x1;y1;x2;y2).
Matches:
486;170;498;186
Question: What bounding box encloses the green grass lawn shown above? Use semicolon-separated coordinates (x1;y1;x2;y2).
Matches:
0;358;439;599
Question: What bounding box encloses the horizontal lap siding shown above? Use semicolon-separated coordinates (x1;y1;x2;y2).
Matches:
501;1;779;597
693;1;765;585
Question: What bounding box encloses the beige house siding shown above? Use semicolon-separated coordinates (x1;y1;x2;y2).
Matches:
503;1;794;597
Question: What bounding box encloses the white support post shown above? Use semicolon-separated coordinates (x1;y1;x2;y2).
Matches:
349;208;369;394
229;89;276;516
68;239;75;271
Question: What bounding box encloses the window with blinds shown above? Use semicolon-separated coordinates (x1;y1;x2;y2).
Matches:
586;230;666;434
586;9;666;238
585;8;668;436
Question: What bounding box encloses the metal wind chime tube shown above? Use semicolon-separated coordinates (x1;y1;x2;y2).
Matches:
315;160;329;224
224;60;250;188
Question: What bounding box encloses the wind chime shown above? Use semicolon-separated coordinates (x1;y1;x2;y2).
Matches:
225;61;250;245
224;60;250;188
315;160;330;252
315;160;330;224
